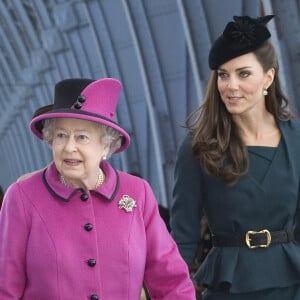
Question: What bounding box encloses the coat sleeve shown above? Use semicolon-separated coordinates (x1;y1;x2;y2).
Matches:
141;180;196;300
0;183;29;299
170;133;204;268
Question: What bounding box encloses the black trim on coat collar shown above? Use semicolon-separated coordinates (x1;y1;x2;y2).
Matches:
42;169;83;202
90;168;120;202
42;167;120;203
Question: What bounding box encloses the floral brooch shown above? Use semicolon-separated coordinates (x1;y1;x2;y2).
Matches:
118;195;137;212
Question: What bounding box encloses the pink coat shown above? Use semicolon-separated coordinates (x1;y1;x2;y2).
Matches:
0;162;195;299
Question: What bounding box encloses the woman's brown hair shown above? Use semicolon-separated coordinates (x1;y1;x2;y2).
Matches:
188;41;292;185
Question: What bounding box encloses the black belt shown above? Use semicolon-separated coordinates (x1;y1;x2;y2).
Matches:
212;229;295;249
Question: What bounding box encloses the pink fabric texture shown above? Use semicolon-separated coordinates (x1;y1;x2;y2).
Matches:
0;161;195;299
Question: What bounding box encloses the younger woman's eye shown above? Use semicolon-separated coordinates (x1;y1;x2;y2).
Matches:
217;72;228;79
239;71;251;78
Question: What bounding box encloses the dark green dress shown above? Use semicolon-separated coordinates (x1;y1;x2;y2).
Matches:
170;119;300;299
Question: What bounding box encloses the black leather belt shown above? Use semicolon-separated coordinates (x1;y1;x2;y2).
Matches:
212;229;295;249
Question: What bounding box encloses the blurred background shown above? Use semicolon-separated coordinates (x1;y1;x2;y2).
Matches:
0;0;299;208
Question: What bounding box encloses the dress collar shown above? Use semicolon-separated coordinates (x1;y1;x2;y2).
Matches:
43;161;119;202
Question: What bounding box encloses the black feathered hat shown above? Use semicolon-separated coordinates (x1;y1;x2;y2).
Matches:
209;15;274;70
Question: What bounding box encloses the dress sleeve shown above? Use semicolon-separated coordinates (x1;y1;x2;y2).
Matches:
0;183;29;299
170;133;204;267
142;180;196;300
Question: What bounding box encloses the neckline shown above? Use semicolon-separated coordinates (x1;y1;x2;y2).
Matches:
247;145;278;149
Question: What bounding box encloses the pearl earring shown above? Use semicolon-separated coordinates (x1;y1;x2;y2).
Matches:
102;155;107;161
263;89;268;96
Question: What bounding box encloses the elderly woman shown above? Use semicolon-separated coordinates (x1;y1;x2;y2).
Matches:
0;78;195;300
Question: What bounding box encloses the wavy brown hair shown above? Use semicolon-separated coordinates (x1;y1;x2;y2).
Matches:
188;41;292;185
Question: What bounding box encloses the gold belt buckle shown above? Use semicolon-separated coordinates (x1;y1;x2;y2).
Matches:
245;229;271;249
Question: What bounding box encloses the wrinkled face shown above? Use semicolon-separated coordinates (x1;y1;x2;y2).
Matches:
51;118;108;186
217;52;274;116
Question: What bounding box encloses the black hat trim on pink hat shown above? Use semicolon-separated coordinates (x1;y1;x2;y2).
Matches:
30;78;130;154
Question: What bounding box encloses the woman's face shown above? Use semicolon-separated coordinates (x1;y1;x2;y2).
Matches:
217;52;274;116
51;118;108;188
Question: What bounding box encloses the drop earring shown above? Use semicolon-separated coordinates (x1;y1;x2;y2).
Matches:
263;88;268;96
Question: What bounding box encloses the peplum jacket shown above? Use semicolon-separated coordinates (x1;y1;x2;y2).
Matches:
171;118;300;293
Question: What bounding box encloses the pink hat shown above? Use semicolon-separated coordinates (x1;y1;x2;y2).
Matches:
30;78;130;153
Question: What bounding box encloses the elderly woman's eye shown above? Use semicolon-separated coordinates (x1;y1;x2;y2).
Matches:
55;132;67;139
52;132;68;144
78;134;88;140
76;134;90;144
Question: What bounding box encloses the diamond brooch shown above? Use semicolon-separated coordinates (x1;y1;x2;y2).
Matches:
118;195;137;212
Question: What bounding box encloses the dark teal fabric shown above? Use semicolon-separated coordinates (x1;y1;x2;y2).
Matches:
170;119;300;294
247;146;275;183
203;284;300;300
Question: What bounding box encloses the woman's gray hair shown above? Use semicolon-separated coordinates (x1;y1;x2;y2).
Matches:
42;118;122;158
98;123;122;158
